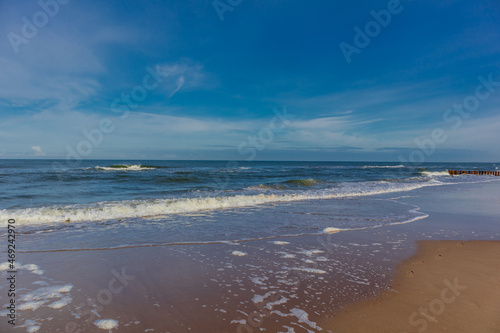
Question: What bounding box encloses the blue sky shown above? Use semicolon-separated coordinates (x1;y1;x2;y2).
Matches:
0;0;499;161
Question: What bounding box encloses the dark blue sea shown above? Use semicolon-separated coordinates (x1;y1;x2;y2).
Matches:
1;160;498;251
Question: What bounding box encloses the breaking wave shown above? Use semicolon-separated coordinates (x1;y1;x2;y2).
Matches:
361;165;405;169
283;178;323;186
93;164;159;171
420;171;451;177
1;179;444;226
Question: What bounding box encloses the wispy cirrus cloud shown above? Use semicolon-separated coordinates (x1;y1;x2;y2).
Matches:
154;61;214;98
0;55;101;108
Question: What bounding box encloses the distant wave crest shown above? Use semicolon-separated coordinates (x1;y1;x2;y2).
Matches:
94;164;159;171
361;165;405;169
247;178;322;190
283;178;323;187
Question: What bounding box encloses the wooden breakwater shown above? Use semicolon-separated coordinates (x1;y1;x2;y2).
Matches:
448;170;500;176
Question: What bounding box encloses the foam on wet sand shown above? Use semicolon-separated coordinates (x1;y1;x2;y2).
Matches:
94;319;119;330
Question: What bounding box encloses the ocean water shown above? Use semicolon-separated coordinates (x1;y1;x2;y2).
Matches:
1;160;498;251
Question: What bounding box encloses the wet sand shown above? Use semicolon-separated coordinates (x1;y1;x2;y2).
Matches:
2;232;405;332
322;240;500;333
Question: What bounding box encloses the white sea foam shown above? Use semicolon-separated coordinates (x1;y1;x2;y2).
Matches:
94;319;119;330
293;267;327;274
95;164;155;171
252;291;276;304
323;227;343;234
0;262;73;314
18;284;73;312
362;165;405;168
271;308;321;331
18;301;45;311
251;277;268;285
2;179;444;226
298;249;324;256
48;296;73;309
24;320;41;333
0;262;44;275
289;308;322;331
420;171;450;177
264;296;289;309
21;264;44;275
33;281;50;286
278;326;296;333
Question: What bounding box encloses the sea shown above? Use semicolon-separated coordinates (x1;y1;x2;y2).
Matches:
1;160;499;252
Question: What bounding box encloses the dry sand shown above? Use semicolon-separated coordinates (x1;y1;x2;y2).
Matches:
322;240;500;333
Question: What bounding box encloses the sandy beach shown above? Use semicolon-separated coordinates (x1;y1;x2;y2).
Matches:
322;240;500;333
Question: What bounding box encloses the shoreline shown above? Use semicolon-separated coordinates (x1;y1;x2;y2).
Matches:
321;240;500;333
1;181;499;332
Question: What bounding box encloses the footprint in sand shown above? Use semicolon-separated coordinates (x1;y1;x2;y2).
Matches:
411;260;423;266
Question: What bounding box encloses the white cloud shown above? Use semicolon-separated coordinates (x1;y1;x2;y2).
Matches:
2;105;499;161
31;146;45;156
